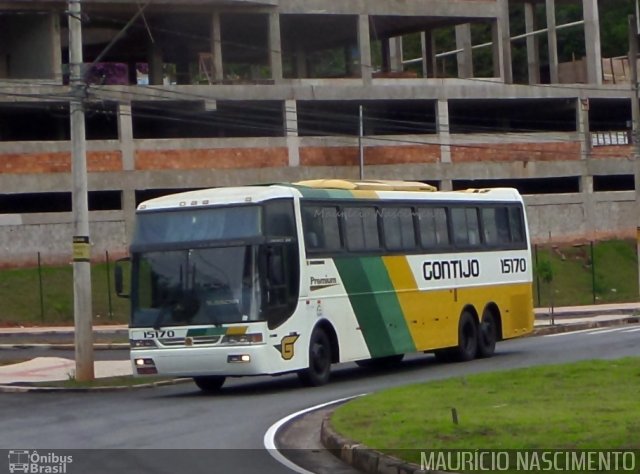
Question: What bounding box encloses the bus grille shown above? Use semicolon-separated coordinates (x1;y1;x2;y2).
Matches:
158;336;221;347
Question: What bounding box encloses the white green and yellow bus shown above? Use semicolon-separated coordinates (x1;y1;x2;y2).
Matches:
116;179;534;391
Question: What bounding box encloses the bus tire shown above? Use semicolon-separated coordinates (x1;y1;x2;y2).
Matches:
453;310;478;362
193;375;226;392
477;310;498;358
298;327;332;386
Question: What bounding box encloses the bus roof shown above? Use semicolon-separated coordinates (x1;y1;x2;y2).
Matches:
137;181;523;211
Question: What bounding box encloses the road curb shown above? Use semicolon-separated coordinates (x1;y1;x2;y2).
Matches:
321;414;434;474
531;316;639;336
0;377;193;393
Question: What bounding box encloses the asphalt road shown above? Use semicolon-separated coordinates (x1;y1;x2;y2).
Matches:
0;324;638;474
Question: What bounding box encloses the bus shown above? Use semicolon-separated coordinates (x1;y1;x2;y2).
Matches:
116;179;534;391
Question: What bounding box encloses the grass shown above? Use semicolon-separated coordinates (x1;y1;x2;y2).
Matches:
533;239;638;307
0;261;130;326
331;357;640;468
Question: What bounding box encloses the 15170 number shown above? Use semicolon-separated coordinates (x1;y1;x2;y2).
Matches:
500;258;527;274
143;330;176;339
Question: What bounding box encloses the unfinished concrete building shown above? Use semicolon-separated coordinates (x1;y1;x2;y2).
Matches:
0;0;637;264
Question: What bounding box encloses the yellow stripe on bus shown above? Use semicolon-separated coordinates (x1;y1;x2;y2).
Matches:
382;256;534;351
381;256;452;350
225;326;248;335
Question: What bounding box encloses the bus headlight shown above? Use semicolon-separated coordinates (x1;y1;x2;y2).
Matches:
227;354;251;363
221;333;263;345
134;358;158;375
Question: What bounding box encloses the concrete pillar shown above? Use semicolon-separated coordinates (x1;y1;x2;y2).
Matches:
117;102;136;242
491;21;501;78
577;96;595;237
117;102;135;171
545;0;559;83
389;37;403;72
496;0;513;83
49;12;63;83
421;30;436;78
581;175;596;239
455;23;473;78
577;96;591;161
284;100;300;167
357;14;372;84
583;0;602;85
269;12;283;83
148;43;164;85
437;99;451;164
211;12;224;81
525;2;541;84
439;179;453;191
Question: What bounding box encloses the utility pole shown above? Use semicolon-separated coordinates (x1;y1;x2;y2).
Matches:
69;0;94;381
358;105;364;180
630;14;640;297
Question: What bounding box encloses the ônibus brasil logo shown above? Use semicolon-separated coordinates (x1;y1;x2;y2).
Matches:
8;450;73;474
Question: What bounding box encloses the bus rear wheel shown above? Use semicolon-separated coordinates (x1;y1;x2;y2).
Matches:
453;311;478;361
477;310;498;358
193;375;226;393
298;327;332;386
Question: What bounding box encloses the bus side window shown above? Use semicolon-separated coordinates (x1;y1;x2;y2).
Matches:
451;207;480;247
418;207;449;249
301;205;342;253
343;206;380;251
482;207;510;245
509;207;525;243
264;200;295;237
382;207;416;251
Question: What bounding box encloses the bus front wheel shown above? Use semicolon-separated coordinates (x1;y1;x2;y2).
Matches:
193;375;226;393
298;327;332;386
454;311;478;361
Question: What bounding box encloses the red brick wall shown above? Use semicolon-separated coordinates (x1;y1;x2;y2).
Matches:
590;145;633;159
135;148;288;170
0;151;122;174
451;142;581;162
300;145;440;166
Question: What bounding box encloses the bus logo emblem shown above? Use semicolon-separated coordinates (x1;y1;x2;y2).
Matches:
275;333;299;360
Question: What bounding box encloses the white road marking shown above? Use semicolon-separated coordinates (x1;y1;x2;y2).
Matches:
264;394;365;474
586;327;634;335
544;328;607;337
622;327;640;333
544;325;640;337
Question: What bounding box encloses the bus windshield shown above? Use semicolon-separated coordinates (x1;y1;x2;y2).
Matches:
134;205;261;246
131;246;261;328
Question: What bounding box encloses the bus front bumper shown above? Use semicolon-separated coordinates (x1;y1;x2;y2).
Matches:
130;344;283;378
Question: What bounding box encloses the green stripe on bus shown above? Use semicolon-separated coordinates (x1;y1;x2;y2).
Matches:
335;257;415;357
186;327;227;337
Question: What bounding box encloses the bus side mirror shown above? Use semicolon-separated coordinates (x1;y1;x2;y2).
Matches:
114;257;130;298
